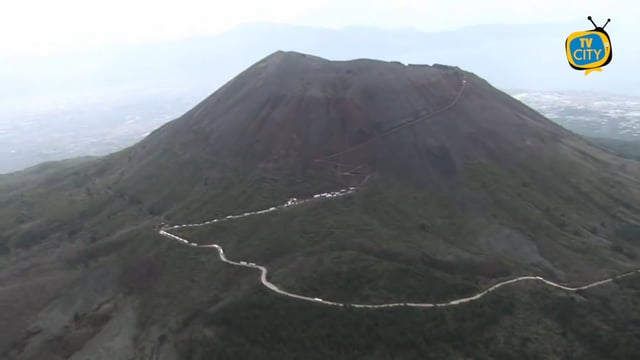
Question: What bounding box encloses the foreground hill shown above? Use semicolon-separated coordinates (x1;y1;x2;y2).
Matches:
2;51;640;359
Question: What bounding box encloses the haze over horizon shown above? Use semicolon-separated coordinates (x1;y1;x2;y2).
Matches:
2;0;636;56
1;0;639;173
2;0;638;101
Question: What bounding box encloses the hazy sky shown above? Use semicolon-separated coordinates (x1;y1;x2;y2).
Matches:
1;0;636;56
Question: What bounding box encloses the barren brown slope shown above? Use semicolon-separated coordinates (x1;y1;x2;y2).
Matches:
122;51;638;186
110;51;640;227
1;51;640;359
132;52;553;174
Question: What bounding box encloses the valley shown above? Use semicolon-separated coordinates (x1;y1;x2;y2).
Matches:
509;90;640;140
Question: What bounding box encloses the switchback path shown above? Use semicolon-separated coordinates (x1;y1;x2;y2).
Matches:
313;74;468;167
159;184;640;309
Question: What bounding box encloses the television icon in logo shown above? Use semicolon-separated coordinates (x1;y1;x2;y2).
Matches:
565;16;612;76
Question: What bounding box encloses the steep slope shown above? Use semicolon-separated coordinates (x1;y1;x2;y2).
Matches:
2;51;640;359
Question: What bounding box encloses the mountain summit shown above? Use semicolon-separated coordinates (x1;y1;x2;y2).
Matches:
2;52;640;359
139;51;572;182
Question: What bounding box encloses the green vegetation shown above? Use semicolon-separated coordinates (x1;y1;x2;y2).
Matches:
174;174;514;304
5;51;640;359
616;223;640;242
611;223;640;258
589;137;640;160
3;150;640;359
179;282;640;359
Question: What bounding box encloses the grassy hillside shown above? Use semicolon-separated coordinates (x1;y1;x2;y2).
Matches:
3;52;640;358
2;144;640;358
589;137;640;160
168;164;640;359
186;277;640;359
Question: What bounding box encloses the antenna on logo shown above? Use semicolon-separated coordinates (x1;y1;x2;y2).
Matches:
566;16;613;76
588;16;611;30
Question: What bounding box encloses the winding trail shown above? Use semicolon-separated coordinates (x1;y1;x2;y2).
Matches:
159;184;640;309
313;74;468;167
158;74;640;308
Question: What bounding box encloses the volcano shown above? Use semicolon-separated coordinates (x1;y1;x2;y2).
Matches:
2;51;640;359
130;51;577;184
